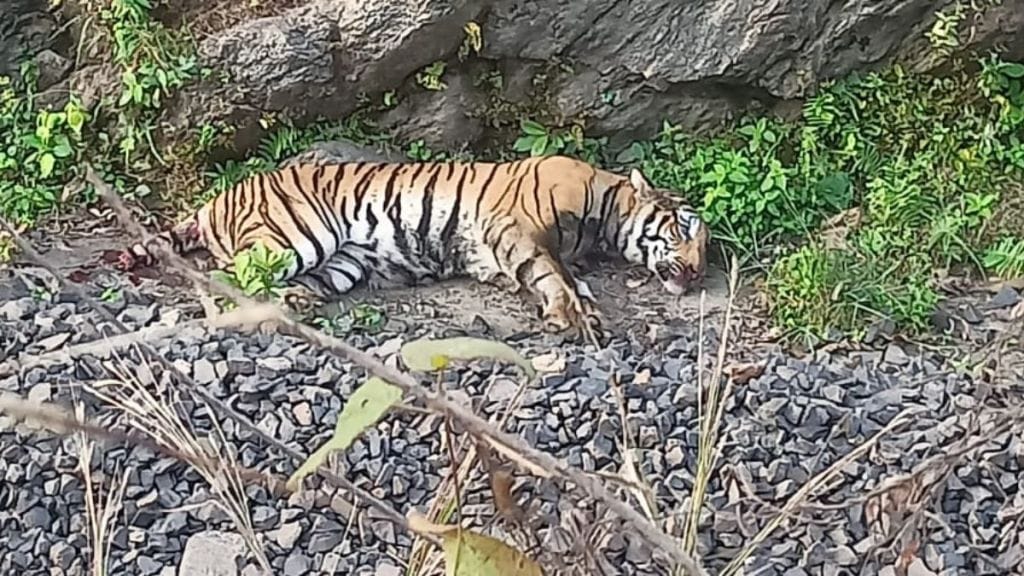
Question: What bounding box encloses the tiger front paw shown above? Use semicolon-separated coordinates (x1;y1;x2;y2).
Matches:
540;293;605;345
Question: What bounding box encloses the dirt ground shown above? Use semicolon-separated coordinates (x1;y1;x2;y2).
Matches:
11;221;736;340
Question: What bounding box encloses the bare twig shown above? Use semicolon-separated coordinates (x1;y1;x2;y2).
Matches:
81;165;707;575
74;401;127;576
16;319;206;370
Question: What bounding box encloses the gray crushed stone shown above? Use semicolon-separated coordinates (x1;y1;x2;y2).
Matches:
1;269;1022;576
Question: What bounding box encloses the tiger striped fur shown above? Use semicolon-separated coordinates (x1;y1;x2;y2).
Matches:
117;155;709;340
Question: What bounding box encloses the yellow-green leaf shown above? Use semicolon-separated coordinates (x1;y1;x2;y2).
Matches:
285;377;402;491
407;512;543;576
400;337;535;377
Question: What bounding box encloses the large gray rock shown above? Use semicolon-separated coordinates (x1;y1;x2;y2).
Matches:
178;531;245;576
135;0;1024;151
0;0;59;77
159;0;487;149
478;0;1024;145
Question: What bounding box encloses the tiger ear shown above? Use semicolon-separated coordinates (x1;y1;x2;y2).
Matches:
629;168;653;197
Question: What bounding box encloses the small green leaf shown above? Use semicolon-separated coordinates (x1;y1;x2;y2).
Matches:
728;170;750;184
65;104;86;135
38;153;55;177
286;377;402;491
520;120;547;136
530;135;549;157
512;137;534;152
1002;63;1024;78
400;337;535;377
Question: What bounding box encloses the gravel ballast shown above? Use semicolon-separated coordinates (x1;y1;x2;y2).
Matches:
1;267;1022;576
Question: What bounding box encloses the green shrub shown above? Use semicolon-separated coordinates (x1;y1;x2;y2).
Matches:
770;58;1023;337
629;52;1024;340
0;66;90;226
983;236;1024;278
632;117;851;257
101;0;199;165
513;119;607;165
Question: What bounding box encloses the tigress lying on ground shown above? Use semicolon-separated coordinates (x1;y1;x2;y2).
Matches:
117;155;709;341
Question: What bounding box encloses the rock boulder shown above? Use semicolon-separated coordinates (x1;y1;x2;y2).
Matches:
71;0;1024;152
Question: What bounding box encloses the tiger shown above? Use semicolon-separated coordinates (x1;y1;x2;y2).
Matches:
116;154;710;341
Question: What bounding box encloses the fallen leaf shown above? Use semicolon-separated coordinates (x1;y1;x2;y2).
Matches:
406;510;544;576
401;337;535;378
489;468;525;523
286;377;402;491
725;362;765;384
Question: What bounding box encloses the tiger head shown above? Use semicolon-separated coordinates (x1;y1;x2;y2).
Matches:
620;168;710;295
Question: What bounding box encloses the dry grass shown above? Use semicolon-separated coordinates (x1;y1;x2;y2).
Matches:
87;351;270;571
75;403;129;576
682;256;740;560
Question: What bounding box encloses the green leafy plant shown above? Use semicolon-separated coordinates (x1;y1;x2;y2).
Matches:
632;49;1024;340
983;236;1024;278
100;285;124;303
211;242;296;303
405;139;442;162
100;0;199;165
0;66;90;225
416;61;448;91
632;117;851;258
513;119;606;164
314;303;386;336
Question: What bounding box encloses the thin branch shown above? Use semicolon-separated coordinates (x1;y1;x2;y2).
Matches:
16;319;206;370
81;164;707;575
